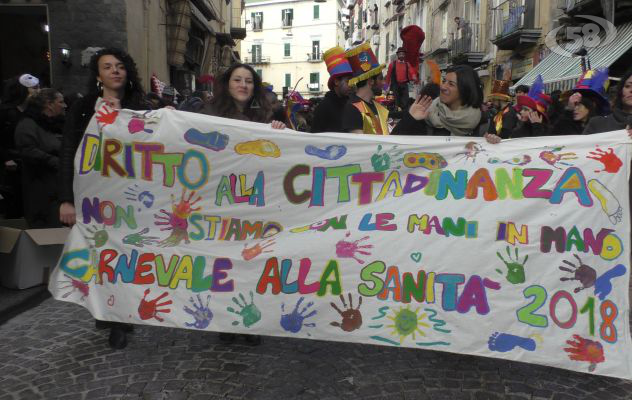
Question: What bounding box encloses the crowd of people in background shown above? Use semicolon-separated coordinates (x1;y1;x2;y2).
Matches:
1;42;632;350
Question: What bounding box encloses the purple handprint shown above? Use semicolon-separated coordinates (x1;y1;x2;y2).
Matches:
280;297;316;333
336;232;373;264
184;294;213;329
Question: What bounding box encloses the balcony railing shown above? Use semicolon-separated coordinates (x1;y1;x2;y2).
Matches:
244;56;270;64
491;0;540;49
450;22;483;55
307;52;323;62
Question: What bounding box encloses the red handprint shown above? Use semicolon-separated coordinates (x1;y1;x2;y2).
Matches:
587;147;622;173
95;105;119;126
335;232;373;264
563;334;605;372
242;239;275;261
138;289;172;322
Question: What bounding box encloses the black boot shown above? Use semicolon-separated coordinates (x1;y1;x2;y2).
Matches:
108;327;127;350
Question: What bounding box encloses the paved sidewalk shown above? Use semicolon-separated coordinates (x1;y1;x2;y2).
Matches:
0;298;631;400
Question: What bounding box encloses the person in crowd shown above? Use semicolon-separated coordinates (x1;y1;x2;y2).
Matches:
341;43;389;134
509;76;550;138
550;69;610;135
385;47;418;112
486;80;518;139
264;90;287;125
161;86;176;107
202;63;285;130
146;92;166;109
59;47;146;350
0;74;40;218
583;67;632;135
515;85;530;97
311;46;353;133
14;88;65;228
192;90;212;104
202;63;284;345
391;65;488;140
547;90;564;126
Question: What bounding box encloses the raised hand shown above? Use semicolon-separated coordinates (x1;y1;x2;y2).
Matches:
528;111;543;124
408;95;433;121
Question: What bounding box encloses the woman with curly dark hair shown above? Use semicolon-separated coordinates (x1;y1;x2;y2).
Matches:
203;63;285;129
58;47;146;350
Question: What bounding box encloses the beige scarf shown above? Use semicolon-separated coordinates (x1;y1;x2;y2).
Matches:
426;98;482;136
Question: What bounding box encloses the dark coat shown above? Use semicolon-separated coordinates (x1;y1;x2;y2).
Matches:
14;112;64;228
549;110;585;136
510;121;548;138
311;90;348;133
60;94;146;204
486;105;519;139
583;108;632;135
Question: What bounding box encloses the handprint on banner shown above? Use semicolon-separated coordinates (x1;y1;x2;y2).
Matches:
539;147;577;169
594;264;626;300
138;289;172;322
242;239;275;261
496;246;528;284
86;225;108;248
330;293;363;332
335;232;373;265
564;335;605;372
587;147;622;173
123;228;160;248
58;275;89;301
371;145;404;172
227;291;261;327
455;141;486;163
95;105;118;127
280;297;317;334
125;184;155;211
154;189;202;247
128;111;159;134
588;179;623;224
184;294;213;329
559;254;596;293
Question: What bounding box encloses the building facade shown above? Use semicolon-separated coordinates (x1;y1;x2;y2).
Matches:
0;0;245;96
242;0;346;98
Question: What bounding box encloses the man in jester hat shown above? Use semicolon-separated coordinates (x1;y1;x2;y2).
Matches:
311;46;354;133
486;79;519;139
340;42;389;134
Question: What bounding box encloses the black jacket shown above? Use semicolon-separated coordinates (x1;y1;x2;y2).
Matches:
583;108;632;135
15;111;64;227
486;105;519;139
60;94;146;204
311;90;349;133
510;121;548;138
549;110;584;136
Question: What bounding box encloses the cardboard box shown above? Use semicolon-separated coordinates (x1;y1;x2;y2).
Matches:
0;219;69;289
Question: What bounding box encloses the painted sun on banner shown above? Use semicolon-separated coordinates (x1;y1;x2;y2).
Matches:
50;105;632;380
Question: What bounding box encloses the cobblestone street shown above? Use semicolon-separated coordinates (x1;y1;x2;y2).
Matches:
1;298;631;399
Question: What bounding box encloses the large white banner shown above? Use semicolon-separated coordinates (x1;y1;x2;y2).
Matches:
50;105;632;379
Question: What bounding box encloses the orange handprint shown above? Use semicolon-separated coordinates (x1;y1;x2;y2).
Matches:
171;188;202;219
95;105;119;126
563;334;605;372
242;239;276;261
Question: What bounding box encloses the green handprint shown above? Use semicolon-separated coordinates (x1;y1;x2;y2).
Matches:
496;246;528;284
370;145;404;172
227;291;261;327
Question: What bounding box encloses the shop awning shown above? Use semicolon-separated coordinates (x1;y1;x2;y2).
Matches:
511;21;632;93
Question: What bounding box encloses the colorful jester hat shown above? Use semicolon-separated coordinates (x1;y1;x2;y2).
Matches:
323;46;354;90
515;75;551;120
285;90;309;130
572;68;611;116
345;42;385;87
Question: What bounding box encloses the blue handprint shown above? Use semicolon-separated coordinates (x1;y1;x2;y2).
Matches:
305;144;347;160
280;297;317;333
183;294;213;329
594;264;627;300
